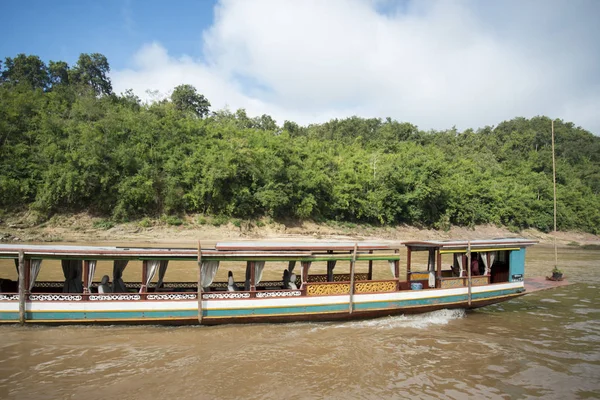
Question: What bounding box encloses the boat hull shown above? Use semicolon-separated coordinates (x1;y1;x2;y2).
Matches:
0;282;524;325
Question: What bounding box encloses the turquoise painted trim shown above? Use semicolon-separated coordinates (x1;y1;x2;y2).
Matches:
203;288;522;318
509;249;526;282
205;303;349;317
0;312;19;321
24;310;197;321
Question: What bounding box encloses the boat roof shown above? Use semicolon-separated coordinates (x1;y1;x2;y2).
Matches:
403;238;537;250
0;239;533;258
215;241;400;251
0;240;400;259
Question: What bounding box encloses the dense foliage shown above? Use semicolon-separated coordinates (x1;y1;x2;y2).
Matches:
1;53;599;233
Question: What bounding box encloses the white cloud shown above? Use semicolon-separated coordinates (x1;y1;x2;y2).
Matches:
111;0;600;134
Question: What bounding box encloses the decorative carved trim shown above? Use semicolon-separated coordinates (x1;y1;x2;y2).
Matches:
355;281;396;293
209;282;244;289
147;294;197;300
89;294;141;301
472;276;489;286
307;283;350;296
307;273;369;283
256;290;302;298
259;280;286;288
441;279;465;289
202;292;251;300
29;294;83;301
410;273;430;281
161;282;198;289
0;294;19;301
33;282;63;288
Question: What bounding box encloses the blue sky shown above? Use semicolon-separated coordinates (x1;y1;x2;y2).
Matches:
1;0;599;134
1;0;217;69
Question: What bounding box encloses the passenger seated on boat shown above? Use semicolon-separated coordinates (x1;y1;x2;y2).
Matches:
471;257;479;276
98;275;112;294
451;264;460;277
288;273;298;290
227;271;237;292
282;269;290;289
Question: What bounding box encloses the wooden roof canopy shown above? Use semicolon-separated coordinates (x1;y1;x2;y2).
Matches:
0;241;402;260
403;238;538;250
0;239;534;259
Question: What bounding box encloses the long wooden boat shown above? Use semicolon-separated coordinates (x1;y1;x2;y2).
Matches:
0;238;554;325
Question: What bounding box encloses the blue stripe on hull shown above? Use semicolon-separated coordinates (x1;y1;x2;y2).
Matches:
206;288;521;318
0;312;19;321
0;288;522;322
24;310;198;321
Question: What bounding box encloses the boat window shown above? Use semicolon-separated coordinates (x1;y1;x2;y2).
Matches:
497;251;508;263
0;258;18;293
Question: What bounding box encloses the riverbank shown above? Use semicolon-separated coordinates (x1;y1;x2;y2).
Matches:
1;212;598;248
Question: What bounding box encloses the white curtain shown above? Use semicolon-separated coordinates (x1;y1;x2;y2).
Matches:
156;260;169;289
484;252;496;275
454;253;465;277
480;252;488;276
29;259;42;291
389;260;397;278
201;260;220;289
140;260;161;293
255;261;265;286
427;249;436;287
112;260;129;293
87;260;97;293
427;249;436;272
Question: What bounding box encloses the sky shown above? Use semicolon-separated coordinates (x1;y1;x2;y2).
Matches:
2;0;599;134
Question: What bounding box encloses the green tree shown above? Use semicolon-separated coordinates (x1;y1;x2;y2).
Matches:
171;84;211;118
1;54;49;89
48;60;70;87
70;53;112;95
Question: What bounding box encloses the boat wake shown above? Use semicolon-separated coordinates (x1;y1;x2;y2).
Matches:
337;309;467;330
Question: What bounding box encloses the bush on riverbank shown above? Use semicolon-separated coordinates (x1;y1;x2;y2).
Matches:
1;53;599;233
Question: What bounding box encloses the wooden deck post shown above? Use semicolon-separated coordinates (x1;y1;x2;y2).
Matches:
18;251;25;325
436;249;442;289
250;261;256;292
327;251;334;282
141;260;148;294
197;241;203;324
467;241;472;306
301;262;310;288
348;243;358;314
368;250;373;280
394;248;400;281
406;247;411;282
83;260;90;294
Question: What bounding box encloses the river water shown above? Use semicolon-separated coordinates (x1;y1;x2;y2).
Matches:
0;244;598;399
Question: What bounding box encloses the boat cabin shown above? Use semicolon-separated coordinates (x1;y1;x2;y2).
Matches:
404;238;535;289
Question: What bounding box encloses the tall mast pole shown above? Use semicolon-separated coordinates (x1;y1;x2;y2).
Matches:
551;120;558;268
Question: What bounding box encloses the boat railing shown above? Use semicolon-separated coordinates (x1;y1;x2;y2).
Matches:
307;273;370;283
23;292;199;301
305;279;398;296
439;275;490;289
409;271;431;281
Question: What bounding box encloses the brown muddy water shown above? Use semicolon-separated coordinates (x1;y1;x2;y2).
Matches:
0;244;598;399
